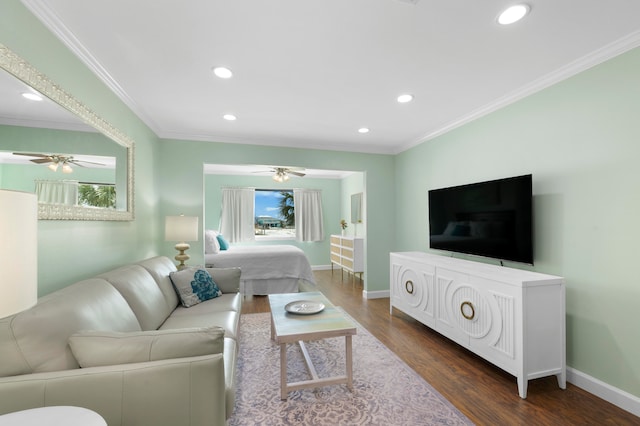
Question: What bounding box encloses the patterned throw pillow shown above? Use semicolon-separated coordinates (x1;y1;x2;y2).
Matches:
169;267;223;307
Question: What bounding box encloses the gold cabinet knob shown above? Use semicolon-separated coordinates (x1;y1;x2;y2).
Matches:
405;280;414;294
460;301;475;320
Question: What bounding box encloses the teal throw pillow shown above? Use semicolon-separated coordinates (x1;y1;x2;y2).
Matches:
169;267;223;308
216;234;230;250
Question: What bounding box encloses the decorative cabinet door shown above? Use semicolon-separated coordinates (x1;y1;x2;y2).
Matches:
435;267;472;346
438;268;518;371
391;259;435;328
466;275;518;374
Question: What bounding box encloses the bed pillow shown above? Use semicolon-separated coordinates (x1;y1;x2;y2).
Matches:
205;229;220;254
169;267;222;307
68;326;225;368
216;234;230;250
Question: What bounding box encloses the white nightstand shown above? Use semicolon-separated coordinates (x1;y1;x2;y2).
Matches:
0;406;107;426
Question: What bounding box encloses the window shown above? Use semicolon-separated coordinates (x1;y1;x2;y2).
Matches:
254;189;295;239
78;183;116;208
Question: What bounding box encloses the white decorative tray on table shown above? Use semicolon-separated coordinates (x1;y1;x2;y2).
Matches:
284;300;325;315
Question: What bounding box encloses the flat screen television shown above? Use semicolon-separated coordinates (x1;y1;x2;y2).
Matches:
428;174;533;264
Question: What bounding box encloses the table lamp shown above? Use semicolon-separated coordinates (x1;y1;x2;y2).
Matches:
0;190;38;318
165;215;199;270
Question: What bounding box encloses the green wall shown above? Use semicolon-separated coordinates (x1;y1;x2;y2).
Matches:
158;139;394;294
394;47;640;398
1;0;161;295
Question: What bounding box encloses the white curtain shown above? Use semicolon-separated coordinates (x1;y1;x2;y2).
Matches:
293;189;324;242
219;188;255;243
35;180;78;205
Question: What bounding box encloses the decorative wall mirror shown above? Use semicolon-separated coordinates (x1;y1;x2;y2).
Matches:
0;44;134;220
351;192;363;224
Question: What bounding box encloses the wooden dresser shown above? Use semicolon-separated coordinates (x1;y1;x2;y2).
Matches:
330;234;364;282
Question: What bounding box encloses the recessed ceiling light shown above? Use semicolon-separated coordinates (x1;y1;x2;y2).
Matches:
358;128;370;134
223;114;237;121
213;67;233;79
397;94;414;103
497;4;530;25
22;92;43;101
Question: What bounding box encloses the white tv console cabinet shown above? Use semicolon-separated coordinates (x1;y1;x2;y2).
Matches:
390;252;565;398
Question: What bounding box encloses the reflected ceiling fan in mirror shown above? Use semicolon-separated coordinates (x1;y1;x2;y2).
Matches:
12;152;106;173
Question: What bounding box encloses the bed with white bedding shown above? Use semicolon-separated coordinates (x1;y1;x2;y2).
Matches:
204;245;316;295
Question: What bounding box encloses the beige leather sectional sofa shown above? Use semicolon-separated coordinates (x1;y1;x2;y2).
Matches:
0;256;242;426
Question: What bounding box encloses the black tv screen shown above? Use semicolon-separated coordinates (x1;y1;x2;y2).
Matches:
428;174;533;264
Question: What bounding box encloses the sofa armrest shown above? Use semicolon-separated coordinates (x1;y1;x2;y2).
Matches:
0;354;226;426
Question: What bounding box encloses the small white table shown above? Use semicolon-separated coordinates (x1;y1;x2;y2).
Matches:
0;406;107;426
269;291;357;400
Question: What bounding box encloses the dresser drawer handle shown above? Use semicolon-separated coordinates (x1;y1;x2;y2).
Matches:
405;280;414;294
461;301;475;320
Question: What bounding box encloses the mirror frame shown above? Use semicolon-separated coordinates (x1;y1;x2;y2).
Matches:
351;192;363;224
0;43;134;221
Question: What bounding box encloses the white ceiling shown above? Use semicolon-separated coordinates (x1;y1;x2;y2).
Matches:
20;0;640;155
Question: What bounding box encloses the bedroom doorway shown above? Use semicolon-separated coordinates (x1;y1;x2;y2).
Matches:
202;164;366;285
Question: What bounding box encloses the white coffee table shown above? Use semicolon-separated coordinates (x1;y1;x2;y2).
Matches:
268;291;357;399
0;406;106;426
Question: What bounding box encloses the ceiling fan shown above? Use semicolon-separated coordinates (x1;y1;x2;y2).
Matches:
12;152;105;173
252;166;306;182
269;167;306;182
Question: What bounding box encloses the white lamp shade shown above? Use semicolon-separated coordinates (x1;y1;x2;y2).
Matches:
0;190;38;318
165;215;199;242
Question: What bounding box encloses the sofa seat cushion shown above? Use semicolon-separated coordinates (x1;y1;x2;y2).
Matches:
69;327;225;368
0;279;141;377
98;265;169;331
159;311;240;341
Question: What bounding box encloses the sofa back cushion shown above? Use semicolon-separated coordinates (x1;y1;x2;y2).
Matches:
137;256;179;313
0;279;141;377
98;265;170;330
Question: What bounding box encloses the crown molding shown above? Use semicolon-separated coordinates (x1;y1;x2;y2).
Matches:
23;0;640;156
21;0;161;133
396;30;640;154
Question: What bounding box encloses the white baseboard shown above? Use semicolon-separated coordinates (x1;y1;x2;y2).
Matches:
567;367;640;417
363;289;389;299
311;264;332;271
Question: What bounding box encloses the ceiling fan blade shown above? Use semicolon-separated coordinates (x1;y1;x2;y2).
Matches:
13;152;50;158
70;159;106;166
30;158;53;164
289;171;306;177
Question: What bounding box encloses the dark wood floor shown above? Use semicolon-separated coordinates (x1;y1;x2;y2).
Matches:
241;270;639;426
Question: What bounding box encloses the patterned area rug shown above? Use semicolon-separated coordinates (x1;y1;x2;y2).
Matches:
229;310;474;425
